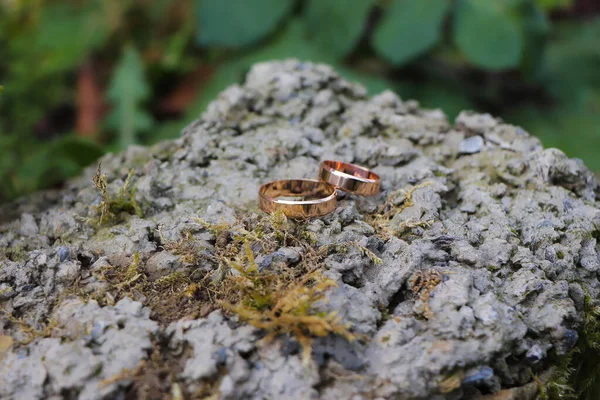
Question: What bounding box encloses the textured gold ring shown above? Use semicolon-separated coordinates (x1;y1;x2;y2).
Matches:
258;179;337;218
319;160;380;196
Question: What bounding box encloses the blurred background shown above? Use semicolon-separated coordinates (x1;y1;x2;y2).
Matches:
0;0;599;203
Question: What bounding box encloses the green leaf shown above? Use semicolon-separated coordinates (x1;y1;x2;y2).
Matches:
32;2;108;74
304;0;373;59
535;0;573;11
161;19;195;70
453;0;523;69
196;0;295;48
106;47;154;149
373;0;450;66
519;1;551;77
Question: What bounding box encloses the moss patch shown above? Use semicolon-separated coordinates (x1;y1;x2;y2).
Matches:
1;311;58;345
221;241;355;365
86;163;142;226
158;228;204;265
88;211;355;365
0;241;28;262
408;269;442;320
225;270;354;365
540;293;600;399
366;181;433;239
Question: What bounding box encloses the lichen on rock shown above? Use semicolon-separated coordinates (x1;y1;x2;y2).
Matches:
1;59;600;399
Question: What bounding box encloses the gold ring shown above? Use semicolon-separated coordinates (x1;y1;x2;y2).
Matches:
258;179;337;218
318;160;380;196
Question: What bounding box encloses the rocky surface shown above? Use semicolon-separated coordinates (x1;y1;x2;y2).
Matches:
1;60;600;399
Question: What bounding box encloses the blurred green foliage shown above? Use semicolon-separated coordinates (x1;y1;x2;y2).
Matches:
197;0;296;47
0;0;599;202
374;0;451;65
106;46;154;149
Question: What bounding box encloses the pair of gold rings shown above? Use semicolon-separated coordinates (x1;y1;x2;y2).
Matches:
258;160;381;218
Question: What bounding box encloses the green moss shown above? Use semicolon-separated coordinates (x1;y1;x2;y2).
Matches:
224;268;355;365
210;213;357;365
299;230;318;246
409;269;442;320
328;241;382;264
572;294;600;399
86;163;143;227
353;242;383;264
541;292;600;399
124;252;141;281
0;241;28;262
366;181;434;239
377;302;391;325
193;217;231;236
76;211;354;363
158;228;203;265
540;352;577;400
154;271;191;288
4;313;59;345
93;228;118;242
226;241;279;310
115;252;143;291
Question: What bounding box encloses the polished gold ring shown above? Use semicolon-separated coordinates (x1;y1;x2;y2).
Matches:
258;179;337;218
319;160;380;196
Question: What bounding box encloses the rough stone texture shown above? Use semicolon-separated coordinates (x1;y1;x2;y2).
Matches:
1;60;600;399
1;298;158;399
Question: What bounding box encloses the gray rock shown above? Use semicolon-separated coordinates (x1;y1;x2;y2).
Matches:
57;246;70;262
277;247;301;264
18;213;38;237
1;298;158;400
145;251;184;281
1;60;599;399
458;135;485;154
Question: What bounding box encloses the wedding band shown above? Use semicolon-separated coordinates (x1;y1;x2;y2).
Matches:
319;160;380;196
259;179;337;218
